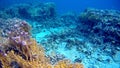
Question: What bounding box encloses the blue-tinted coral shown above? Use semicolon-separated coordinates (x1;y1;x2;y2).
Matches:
78;8;120;46
0;2;56;22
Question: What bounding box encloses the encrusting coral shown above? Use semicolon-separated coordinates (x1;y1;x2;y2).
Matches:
0;18;83;68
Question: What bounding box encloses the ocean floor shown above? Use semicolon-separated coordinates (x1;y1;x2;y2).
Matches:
30;21;120;68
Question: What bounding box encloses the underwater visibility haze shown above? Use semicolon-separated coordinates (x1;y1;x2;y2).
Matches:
0;0;120;68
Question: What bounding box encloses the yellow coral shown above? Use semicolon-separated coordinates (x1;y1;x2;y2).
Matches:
0;38;84;68
54;60;83;68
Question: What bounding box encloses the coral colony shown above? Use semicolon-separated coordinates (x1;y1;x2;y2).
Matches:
0;18;83;68
0;2;120;68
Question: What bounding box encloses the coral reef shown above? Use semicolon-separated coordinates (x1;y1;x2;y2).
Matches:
0;2;56;22
1;2;120;67
0;18;30;37
0;18;83;68
78;8;120;46
30;8;120;67
60;12;78;26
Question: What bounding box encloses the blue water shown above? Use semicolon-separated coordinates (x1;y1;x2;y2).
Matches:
0;0;120;13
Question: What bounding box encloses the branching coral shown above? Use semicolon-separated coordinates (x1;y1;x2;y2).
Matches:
0;39;50;68
0;18;84;68
0;38;84;68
